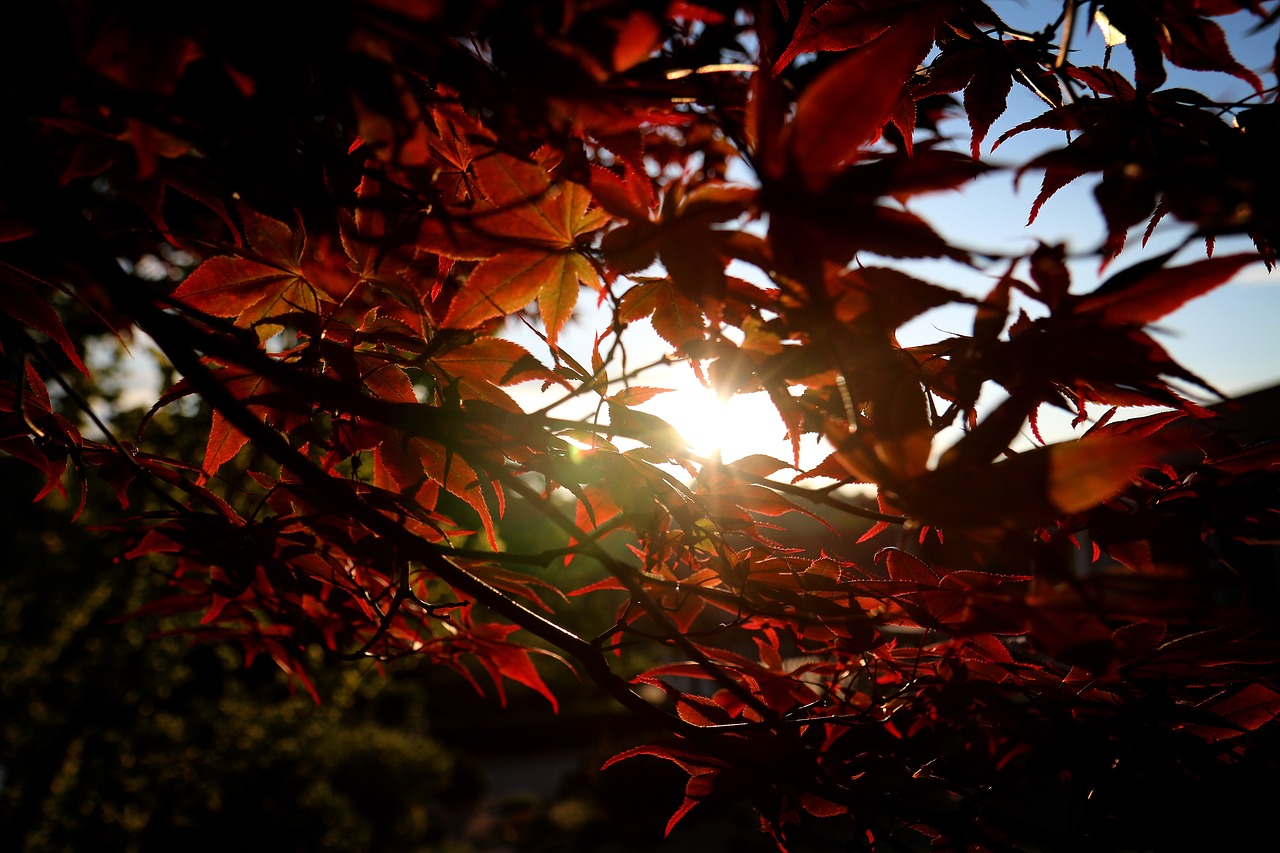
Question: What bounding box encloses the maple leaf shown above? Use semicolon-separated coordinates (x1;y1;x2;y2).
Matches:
603;181;756;319
963;42;1015;159
902;431;1175;533
427;155;610;343
469;622;569;712
5;273;89;375
430;337;565;388
1077;253;1261;325
618;277;708;348
606;385;672;407
832;265;969;331
783;8;941;192
773;0;904;73
602;742;729;835
192;361;308;484
203;408;248;484
172;207;318;336
1101;2;1265;95
446;247;600;340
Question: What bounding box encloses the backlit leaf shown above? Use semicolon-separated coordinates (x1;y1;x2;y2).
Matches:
202;409;249;484
444;248;597;340
1078;254;1260;325
432;338;563;387
607;386;673;407
786;14;939;192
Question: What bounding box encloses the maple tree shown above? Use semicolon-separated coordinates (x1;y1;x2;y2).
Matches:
4;0;1280;848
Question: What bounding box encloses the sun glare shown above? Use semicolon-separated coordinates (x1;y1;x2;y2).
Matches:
643;382;825;470
506;312;838;474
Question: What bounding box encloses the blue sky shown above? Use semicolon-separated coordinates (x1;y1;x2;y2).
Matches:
907;3;1280;398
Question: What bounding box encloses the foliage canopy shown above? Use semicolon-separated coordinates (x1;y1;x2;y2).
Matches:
4;0;1280;848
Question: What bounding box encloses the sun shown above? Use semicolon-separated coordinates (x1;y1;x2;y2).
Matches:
504;317;834;473
642;381;826;470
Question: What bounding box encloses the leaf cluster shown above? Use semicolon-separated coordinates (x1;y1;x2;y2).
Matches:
3;1;1280;848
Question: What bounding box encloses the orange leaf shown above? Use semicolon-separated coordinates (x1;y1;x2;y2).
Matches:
798;793;849;818
443;249;560;328
447;248;599;344
618;278;707;347
611;10;662;72
173;254;317;334
202;408;248;483
431;338;562;386
173;256;295;317
418;437;501;547
538;252;599;344
1046;434;1167;515
910;432;1171;528
472;152;552;210
606;385;672;407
